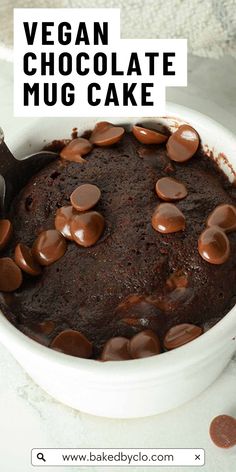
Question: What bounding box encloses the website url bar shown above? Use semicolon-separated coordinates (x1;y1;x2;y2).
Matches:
32;448;205;467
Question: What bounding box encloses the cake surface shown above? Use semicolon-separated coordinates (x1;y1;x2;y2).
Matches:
1;129;236;357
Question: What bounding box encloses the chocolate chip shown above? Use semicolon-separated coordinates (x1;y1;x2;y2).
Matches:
164;323;203;350
100;337;131;361
14;243;42;276
129;330;161;358
70;211;105;247
209;415;236;448
60;138;92;162
132;125;168;144
198;226;230;264
0;257;23;292
70;184;101;211
33;230;67;266
55;206;78;240
50;329;92;358
207;204;236;233
90;122;125;146
0;219;13;250
166;125;199;162
155;177;187;201
151;203;185;233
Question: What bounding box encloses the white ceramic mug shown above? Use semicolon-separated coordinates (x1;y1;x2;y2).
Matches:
0;103;236;418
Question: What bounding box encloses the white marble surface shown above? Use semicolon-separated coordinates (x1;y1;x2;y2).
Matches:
0;55;236;472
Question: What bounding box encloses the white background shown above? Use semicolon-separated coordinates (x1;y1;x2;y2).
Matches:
0;54;236;472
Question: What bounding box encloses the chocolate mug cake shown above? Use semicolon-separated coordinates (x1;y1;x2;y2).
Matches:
0;120;236;360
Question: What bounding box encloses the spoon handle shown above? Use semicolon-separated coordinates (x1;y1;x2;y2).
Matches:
0;128;58;215
0;129;22;215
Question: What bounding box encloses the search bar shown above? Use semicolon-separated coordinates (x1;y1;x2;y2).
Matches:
31;448;205;467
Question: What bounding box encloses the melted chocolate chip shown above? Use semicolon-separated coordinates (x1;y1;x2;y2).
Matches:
209;415;236;448
132;125;168;145
207;204;236;233
129;330;161;358
0;257;23;292
167;125;199;163
60;138;92;162
151;203;185;233
116;294;163;333
90;122;125;146
70;184;101;211
198;226;230;264
55;206;77;240
0;219;13;250
50;329;92;358
151;287;193;314
14;243;42;276
27;320;55;345
166;271;188;290
100;337;131;361
33;230;67;266
155;177;187;201
163;287;193;311
37;320;55;335
70;211;105;247
164;323;203;350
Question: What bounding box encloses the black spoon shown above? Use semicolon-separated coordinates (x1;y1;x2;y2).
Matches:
0;127;58;216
